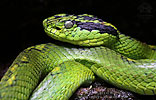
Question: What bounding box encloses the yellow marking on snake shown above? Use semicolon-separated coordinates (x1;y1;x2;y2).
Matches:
7;75;16;85
10;64;18;72
127;58;136;62
21;56;28;62
52;67;61;73
35;44;46;50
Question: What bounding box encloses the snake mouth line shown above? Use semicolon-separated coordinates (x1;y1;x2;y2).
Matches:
44;27;115;47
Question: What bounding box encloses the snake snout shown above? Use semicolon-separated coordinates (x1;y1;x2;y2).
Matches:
43;19;48;28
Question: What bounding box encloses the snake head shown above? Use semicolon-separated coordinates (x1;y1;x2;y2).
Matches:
43;14;120;46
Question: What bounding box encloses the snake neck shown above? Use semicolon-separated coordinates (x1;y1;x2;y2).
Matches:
107;33;155;59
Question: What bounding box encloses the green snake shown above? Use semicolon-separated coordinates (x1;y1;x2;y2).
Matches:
0;14;156;100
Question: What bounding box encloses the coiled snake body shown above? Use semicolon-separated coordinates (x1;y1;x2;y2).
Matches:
0;14;156;100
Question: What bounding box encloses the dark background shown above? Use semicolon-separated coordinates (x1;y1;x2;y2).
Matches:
0;0;156;99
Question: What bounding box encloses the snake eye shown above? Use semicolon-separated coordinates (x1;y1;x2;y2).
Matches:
64;21;73;29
